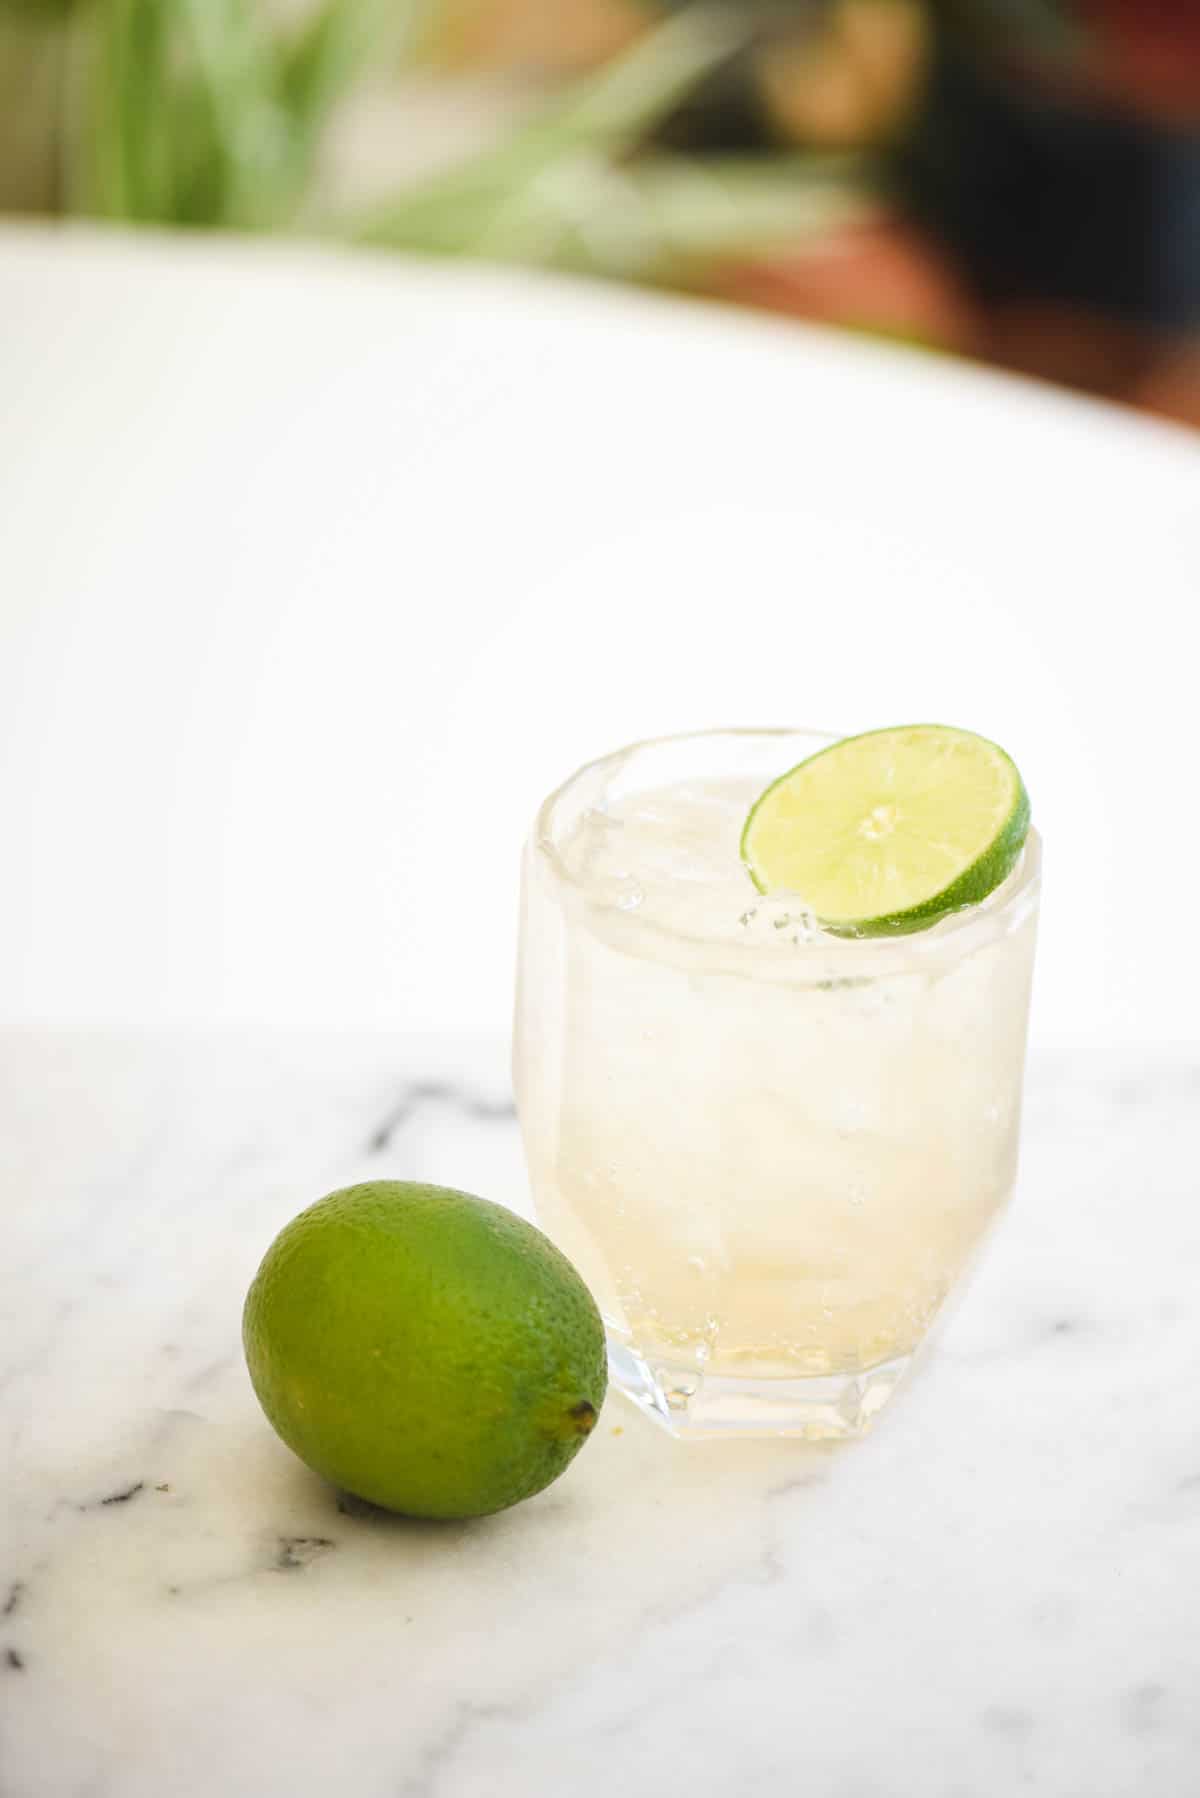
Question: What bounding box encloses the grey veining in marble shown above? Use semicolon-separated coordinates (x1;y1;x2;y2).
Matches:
3;1034;1199;1797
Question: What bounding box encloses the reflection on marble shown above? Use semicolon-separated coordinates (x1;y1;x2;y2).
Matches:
3;1034;1199;1797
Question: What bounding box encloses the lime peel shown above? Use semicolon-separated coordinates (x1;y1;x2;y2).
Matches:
740;723;1030;937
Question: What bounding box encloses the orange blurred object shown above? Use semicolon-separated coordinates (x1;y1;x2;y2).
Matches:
982;302;1154;402
430;0;645;74
1129;344;1200;428
713;218;980;355
759;0;927;148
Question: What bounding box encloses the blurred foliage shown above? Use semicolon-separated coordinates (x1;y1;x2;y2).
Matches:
0;0;76;14
5;0;1193;419
0;0;870;274
76;0;427;227
355;11;867;272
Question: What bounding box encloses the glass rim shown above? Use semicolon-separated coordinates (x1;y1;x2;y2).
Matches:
532;726;1041;975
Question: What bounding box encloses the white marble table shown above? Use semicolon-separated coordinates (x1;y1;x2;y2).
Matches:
5;1033;1199;1797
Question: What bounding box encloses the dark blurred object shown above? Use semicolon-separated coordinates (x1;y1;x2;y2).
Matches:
900;5;1200;333
1076;0;1200;121
706;0;1200;429
653;42;776;152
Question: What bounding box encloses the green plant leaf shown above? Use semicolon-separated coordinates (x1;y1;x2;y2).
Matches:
280;0;422;142
172;0;294;226
82;0;174;219
355;7;743;253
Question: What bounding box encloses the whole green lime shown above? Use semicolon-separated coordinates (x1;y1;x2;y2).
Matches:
243;1181;607;1520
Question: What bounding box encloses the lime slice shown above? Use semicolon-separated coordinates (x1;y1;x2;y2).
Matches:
740;724;1030;936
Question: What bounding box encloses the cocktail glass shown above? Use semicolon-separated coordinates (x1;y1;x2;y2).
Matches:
514;729;1040;1438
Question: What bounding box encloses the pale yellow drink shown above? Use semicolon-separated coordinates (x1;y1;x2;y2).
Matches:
514;730;1040;1437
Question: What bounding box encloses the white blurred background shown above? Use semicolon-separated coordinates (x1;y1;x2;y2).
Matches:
1;227;1196;1054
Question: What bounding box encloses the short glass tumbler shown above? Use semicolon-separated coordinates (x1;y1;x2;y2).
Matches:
513;729;1041;1439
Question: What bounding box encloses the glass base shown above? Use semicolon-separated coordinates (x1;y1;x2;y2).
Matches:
608;1336;914;1440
